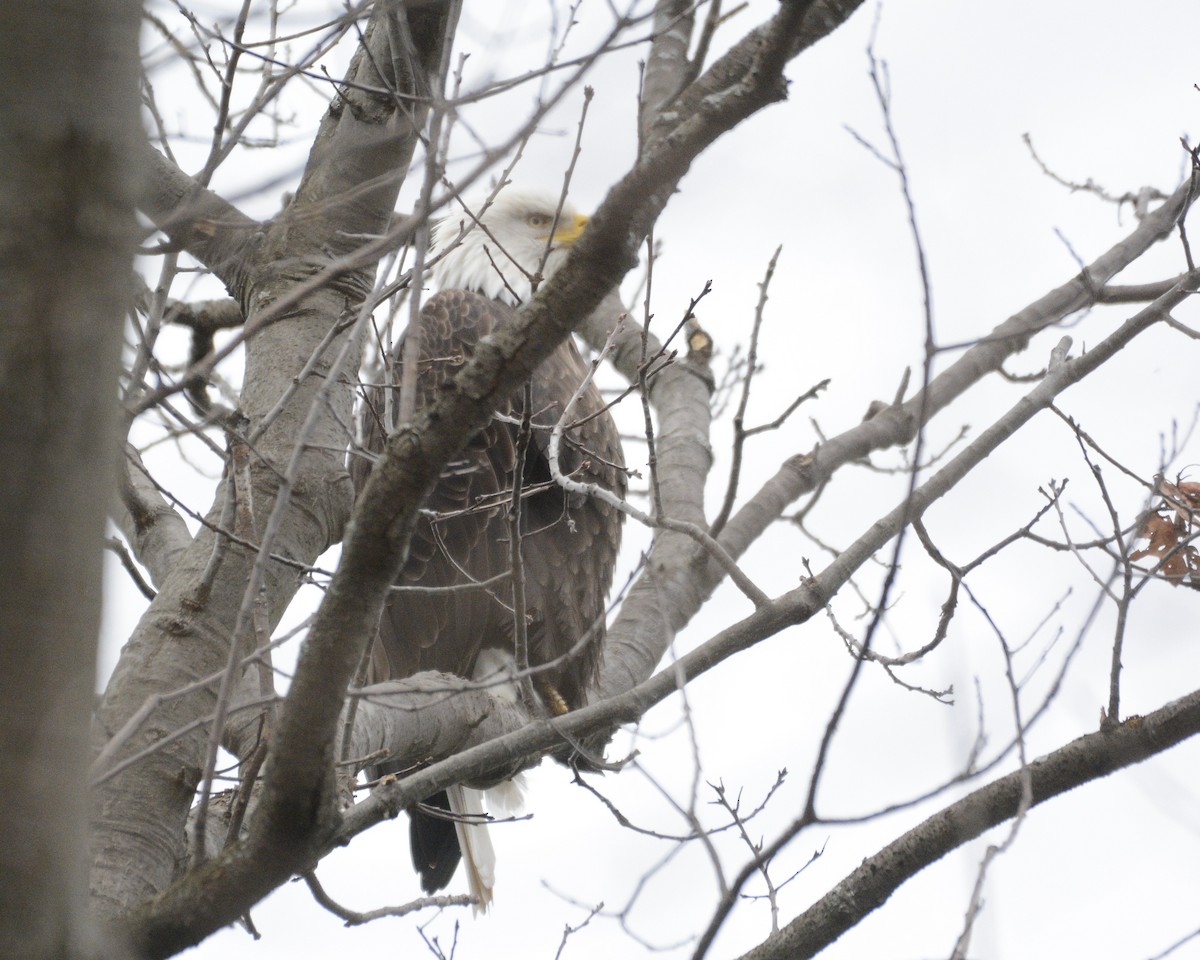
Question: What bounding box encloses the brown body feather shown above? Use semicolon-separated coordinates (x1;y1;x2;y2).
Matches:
351;288;625;893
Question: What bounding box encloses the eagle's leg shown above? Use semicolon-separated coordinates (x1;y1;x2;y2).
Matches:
537;679;571;716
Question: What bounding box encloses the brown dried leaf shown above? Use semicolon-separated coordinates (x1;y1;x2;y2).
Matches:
1156;476;1200;525
1130;510;1196;582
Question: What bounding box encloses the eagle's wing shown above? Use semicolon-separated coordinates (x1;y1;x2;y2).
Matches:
352;289;519;684
519;335;626;708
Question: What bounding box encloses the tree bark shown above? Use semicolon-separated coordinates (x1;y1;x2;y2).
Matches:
89;1;463;942
0;2;141;957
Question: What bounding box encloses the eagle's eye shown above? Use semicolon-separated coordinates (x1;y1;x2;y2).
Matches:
526;212;553;229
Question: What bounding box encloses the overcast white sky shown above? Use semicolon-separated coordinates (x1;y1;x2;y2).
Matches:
104;2;1200;958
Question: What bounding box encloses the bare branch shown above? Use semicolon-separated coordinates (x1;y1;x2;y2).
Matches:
735;686;1200;960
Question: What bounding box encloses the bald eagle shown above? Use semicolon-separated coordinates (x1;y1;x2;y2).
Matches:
352;188;626;909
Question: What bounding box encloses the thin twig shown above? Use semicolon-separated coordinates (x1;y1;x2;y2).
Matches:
710;246;779;537
302;871;471;924
509;382;537;707
104;536;157;600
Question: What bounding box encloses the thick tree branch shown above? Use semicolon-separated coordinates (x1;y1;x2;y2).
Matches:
654;0;860;142
735;686;1200;960
91;0;455;932
345;677;532;789
138;143;262;303
639;0;695;144
587;288;718;700
279;2;451;266
113;445;192;590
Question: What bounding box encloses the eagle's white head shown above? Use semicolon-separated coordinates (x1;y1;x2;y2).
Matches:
430;187;588;306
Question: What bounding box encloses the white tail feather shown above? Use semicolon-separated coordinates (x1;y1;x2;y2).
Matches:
487;776;526;819
446;649;529;915
446;784;495;914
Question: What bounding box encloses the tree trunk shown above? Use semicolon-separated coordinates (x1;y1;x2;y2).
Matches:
0;2;141;957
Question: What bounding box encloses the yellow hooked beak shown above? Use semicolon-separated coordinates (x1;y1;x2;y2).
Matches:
551;212;589;245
